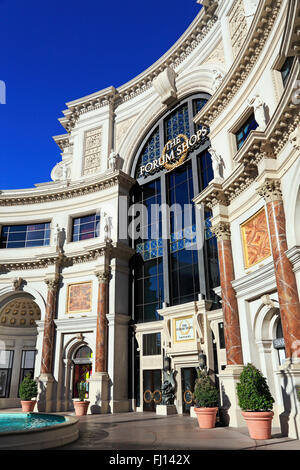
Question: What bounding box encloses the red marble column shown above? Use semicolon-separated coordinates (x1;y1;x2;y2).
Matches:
213;222;244;365
95;271;109;373
258;179;300;359
40;277;59;375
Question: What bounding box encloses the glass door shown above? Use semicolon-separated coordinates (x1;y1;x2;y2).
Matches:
143;369;162;411
181;367;197;414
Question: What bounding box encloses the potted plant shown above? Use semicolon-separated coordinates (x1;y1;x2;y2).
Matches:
193;369;219;429
73;381;90;416
19;374;38;412
236;363;275;440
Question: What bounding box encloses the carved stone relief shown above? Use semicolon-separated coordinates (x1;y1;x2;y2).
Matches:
115;115;138;152
229;0;248;59
83;127;102;176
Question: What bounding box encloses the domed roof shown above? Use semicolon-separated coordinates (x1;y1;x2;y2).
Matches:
0;297;41;327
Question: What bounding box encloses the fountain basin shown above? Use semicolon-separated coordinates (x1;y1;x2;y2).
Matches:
0;413;79;449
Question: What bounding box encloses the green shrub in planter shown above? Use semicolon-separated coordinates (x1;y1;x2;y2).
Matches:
77;381;87;402
194;370;219;408
19;374;38;401
236;363;274;412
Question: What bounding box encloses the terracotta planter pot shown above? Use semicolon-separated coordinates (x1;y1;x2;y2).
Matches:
21;400;36;412
242;411;274;440
73;400;90;416
194;407;218;429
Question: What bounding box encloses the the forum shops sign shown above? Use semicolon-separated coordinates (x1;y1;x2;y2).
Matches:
138;127;209;177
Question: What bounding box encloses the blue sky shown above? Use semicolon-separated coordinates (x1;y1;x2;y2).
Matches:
0;0;201;190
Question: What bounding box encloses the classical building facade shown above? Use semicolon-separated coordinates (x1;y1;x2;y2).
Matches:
0;0;300;438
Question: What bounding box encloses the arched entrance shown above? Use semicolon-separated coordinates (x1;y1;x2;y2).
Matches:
0;295;41;408
72;345;93;399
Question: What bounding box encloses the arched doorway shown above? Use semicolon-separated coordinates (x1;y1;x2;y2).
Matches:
128;92;221;410
0;295;41;407
72;345;93;399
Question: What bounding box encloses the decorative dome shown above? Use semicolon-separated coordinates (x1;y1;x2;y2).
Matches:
0;297;41;327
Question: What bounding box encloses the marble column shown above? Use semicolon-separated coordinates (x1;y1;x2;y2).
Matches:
212;221;244;427
40;277;59;375
95;271;109;373
212;222;244;365
38;276;59;412
257;179;300;360
88;270;110;414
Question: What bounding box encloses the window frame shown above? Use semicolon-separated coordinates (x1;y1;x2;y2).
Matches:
0;350;14;398
130;93;220;324
71;212;100;243
0;222;51;249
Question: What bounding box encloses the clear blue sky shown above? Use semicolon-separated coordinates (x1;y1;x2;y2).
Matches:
0;0;201;190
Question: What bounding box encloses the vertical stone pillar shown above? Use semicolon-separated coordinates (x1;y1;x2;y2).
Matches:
88;270;110;414
257;179;300;360
212;221;244;427
257;178;300;439
212;222;244;365
38;276;59;412
95;271;109;373
40;277;59;375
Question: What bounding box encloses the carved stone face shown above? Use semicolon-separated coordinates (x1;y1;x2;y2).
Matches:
289;125;300;151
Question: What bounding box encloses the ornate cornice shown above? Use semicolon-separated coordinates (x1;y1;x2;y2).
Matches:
194;0;283;127
52;134;72;151
0;241;134;273
0;170;136;207
234;60;300;167
59;86;118;132
256;178;283;203
194;162;258;209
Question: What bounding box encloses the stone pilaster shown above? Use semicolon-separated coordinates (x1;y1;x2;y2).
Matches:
88;269;110;414
257;179;300;360
211;222;243;366
40;277;59;375
212;221;244;427
38;275;59;412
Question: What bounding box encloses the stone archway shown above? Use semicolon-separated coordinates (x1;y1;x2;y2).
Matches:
0;295;41;407
57;335;94;412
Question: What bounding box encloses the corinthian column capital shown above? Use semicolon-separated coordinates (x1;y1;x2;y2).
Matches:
44;276;60;292
256;178;282;203
211;221;231;241
95;269;110;283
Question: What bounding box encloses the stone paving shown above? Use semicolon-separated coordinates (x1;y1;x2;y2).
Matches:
56;412;300;451
1;409;300;450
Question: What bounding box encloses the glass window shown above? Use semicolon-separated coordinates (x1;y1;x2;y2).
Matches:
0;350;14;398
0;223;50;249
235;113;259;150
165;103;190;141
274;318;286;366
74;346;93;359
130;93;220;325
218;323;225;349
143;333;161;356
280;57;294;87
72;213;100;242
18;350;36;393
135;128;161;179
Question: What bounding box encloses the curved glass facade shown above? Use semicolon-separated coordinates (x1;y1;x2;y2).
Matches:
130;93;220;324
